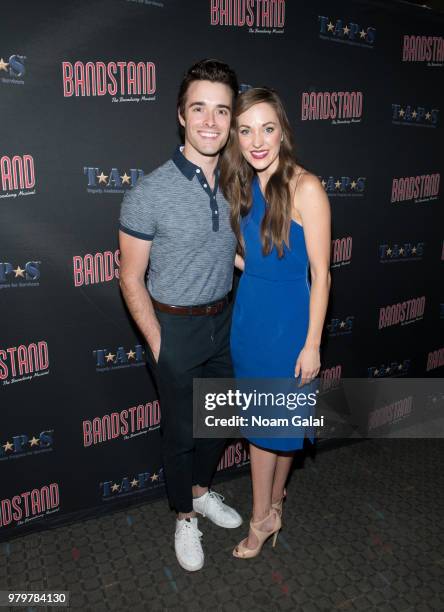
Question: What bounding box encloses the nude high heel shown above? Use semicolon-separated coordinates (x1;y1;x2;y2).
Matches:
232;509;281;559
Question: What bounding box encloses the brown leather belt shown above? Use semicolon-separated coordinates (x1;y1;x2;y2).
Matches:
151;295;229;316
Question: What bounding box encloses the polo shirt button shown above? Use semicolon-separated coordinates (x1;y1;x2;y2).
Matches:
204;184;207;188
196;169;200;173
215;210;218;214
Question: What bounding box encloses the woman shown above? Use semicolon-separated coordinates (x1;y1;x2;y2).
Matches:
220;88;331;558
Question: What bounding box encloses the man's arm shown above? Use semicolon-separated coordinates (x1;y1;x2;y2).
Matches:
118;230;161;360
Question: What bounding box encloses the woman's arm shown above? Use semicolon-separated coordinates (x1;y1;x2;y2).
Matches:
292;174;331;385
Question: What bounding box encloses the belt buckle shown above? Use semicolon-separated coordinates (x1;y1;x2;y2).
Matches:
206;304;213;314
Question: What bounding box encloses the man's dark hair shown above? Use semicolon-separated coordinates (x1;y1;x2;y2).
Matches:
177;59;238;116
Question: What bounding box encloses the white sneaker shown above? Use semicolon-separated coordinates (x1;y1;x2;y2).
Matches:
174;517;204;572
193;490;243;528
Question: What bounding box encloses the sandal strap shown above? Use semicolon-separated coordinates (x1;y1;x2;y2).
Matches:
250;509;279;537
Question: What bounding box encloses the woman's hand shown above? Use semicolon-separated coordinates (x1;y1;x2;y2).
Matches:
235;254;245;271
294;345;320;387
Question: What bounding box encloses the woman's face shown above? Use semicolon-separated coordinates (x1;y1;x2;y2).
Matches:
236;102;282;174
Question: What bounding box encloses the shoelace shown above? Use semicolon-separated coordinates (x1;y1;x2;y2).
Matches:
204;490;228;516
178;521;203;551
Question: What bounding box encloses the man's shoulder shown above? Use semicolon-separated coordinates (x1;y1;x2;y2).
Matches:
136;158;176;191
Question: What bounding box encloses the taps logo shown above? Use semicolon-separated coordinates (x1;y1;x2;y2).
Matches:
217;440;250;471
62;61;156;103
302;91;363;124
84;167;144;194
0;341;49;385
83;400;160;447
319;364;342;393
391;173;439;204
391;103;439;127
0;261;41;289
368;359;411;378
402;35;444;67
0;55;26;85
326;316;354;336
320;176;366;196
210;0;285;34
331;236;352;268
379;242;424;262
0;483;60;529
101;468;164;500
318;16;376;47
378;296;425;329
1;154;36;199
426;347;444;371
0;430;54;461
368;396;413;431
73;250;120;287
93;344;145;372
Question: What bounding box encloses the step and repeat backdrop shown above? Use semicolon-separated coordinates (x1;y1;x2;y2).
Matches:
1;0;443;540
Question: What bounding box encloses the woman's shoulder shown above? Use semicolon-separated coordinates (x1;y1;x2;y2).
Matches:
290;166;329;222
290;166;322;195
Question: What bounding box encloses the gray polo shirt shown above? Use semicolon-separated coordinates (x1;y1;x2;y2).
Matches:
119;146;237;306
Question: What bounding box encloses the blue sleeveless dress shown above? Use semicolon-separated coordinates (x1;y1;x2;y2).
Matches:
230;176;316;451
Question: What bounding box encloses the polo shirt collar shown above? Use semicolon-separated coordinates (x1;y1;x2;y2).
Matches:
172;145;199;180
172;145;220;181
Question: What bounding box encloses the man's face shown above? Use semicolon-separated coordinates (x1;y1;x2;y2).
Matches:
179;80;232;157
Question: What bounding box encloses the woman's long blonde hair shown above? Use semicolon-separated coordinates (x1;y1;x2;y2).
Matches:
220;87;301;258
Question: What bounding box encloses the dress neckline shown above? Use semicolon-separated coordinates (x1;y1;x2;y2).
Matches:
252;175;303;230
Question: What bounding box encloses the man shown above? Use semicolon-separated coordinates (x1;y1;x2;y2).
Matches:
118;59;242;572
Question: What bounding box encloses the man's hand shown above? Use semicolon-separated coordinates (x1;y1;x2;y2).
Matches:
150;326;162;363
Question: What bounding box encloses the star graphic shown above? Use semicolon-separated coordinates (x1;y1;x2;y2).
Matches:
327;21;334;32
0;58;9;71
398;364;403;370
350;180;357;189
120;172;131;185
343;25;350;35
412;110;417;119
105;352;115;363
29;436;40;446
335;180;341;189
111;483;120;492
374;369;379;376
399;109;405;118
359;29;366;39
399;247;404;255
97;172;108;185
339;321;346;328
385;367;391;373
14;266;25;278
412;246;417;254
386;248;392;256
130;478;139;487
151;473;159;481
425;112;431;120
127;349;136;359
3;441;13;452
